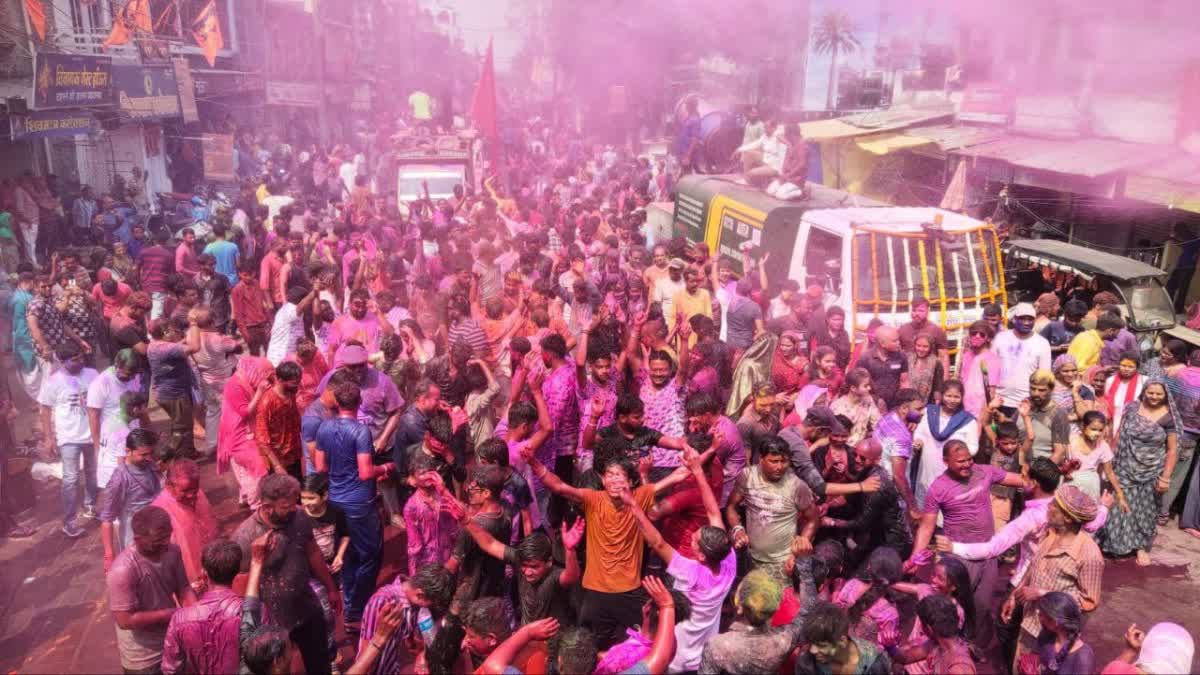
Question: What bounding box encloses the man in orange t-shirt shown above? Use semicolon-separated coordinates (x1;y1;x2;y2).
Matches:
522;446;691;648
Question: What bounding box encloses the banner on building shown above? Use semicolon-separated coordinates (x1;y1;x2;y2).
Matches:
9;110;98;140
33;53;114;109
113;64;182;120
202;133;236;182
173;58;200;123
265;81;320;107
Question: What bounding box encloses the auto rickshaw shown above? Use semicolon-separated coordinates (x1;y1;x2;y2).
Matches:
1001;238;1175;354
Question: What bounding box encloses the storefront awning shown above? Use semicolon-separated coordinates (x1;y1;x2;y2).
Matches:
1124;152;1200;213
855;133;933;155
904;124;1007;153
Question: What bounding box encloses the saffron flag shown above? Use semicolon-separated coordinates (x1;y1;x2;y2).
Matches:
24;0;46;41
470;38;499;140
192;0;224;68
102;0;151;48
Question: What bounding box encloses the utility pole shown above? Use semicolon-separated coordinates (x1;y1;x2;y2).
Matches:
313;0;329;145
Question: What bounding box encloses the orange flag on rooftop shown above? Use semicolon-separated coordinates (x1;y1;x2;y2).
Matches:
102;0;152;48
191;0;224;67
24;0;46;41
470;38;499;140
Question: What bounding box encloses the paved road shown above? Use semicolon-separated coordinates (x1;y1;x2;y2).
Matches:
2;423;1198;673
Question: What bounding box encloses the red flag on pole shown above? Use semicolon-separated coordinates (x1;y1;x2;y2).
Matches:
470;38;499;139
24;0;46;41
191;0;224;67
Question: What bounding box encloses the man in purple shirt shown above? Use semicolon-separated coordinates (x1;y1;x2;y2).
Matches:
316;345;404;453
136;230;175;319
161;539;247;674
908;439;1027;649
1099;323;1139;368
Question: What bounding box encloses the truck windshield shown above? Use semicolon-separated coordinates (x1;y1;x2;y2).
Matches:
397;164;466;201
852;229;1003;305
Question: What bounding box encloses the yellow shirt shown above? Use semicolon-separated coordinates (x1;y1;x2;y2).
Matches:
671;288;712;347
255;184;270;205
1067;329;1103;370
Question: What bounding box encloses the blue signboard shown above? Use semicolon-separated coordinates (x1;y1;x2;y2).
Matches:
9;110;98;140
33;53;114;109
113;64;182;120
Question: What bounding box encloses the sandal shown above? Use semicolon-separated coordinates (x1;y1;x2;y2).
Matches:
1157;513;1170;527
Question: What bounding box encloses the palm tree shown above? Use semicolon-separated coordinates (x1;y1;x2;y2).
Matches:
812;10;861;111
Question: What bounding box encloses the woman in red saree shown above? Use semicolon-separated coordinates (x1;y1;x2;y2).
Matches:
218;356;274;510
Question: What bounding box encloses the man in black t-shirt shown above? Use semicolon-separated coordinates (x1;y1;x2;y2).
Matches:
458;515;584;624
856;326;910;410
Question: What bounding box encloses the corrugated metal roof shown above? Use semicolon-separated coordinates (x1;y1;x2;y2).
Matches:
957;135;1177;177
905;124;1007;152
800;107;954;140
839;106;954;130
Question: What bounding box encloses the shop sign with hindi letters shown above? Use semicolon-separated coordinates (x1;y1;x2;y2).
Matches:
9;110;98;140
33;53;114;109
113;65;182;120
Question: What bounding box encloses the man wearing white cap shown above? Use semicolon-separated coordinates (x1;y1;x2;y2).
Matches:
992;303;1051;414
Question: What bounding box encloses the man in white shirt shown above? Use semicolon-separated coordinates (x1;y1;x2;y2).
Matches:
86;350;145;485
39;344;100;537
653;258;687;322
266;283;320;366
991;303;1051;412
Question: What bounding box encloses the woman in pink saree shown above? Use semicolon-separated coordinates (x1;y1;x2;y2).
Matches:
151;459;217;589
218;356;274;509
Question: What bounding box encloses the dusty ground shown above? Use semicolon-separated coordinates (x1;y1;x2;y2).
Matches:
1;401;1198;673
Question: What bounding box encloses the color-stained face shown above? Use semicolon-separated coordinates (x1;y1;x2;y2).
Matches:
946;446;973;480
760;452;789;481
134;524;172;559
169;475;201;509
1118;358;1137;379
911;303;929;324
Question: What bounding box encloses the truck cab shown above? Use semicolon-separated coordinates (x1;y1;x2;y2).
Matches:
390;129;481;205
672;174;1006;345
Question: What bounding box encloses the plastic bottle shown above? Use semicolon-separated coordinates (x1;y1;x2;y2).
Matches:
417;607;437;646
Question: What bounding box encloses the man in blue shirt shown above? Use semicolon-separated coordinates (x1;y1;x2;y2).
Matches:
313;382;393;629
202;222;240;285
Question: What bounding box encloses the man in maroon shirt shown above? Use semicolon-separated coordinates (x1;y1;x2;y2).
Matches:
231;261;273;356
174;228;199;282
136;230;175;320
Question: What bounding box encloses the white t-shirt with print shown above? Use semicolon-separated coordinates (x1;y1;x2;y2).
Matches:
85;369;143;441
38;368;99;445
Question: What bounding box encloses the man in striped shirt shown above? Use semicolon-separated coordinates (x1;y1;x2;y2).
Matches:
357;566;454;674
446;294;489;361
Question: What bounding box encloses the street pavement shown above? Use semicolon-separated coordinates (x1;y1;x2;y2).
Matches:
2;416;1199;673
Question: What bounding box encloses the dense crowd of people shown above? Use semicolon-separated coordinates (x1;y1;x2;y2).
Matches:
1;115;1199;675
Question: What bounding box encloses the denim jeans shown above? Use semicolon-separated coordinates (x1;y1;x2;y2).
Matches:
61;442;98;524
334;502;382;623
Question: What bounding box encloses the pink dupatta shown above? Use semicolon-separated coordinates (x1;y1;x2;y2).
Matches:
152;489;218;583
